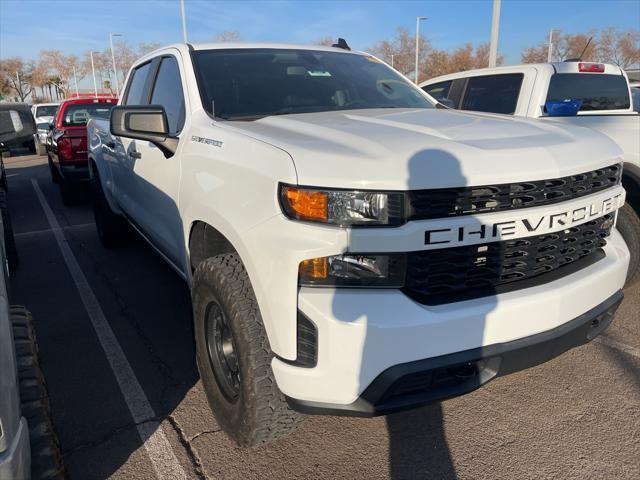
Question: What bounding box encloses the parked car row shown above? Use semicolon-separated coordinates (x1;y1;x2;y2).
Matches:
0;104;64;480
420;60;640;287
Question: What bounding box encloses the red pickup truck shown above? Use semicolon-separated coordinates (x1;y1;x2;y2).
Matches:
47;97;116;204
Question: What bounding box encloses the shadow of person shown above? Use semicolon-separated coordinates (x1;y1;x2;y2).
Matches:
386;404;455;479
324;144;499;480
327;144;498;479
381;147;497;480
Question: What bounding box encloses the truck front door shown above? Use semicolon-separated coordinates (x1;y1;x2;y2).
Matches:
117;53;187;271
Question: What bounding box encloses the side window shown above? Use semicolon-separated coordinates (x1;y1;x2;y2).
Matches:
461;73;523;114
150;56;186;134
423;81;452;101
125;62;153;105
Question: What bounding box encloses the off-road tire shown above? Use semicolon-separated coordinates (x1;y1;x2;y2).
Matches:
0;187;19;271
617;202;640;288
192;254;304;447
90;167;129;248
11;306;65;480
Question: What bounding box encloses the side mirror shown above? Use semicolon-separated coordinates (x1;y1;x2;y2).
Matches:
110;105;178;158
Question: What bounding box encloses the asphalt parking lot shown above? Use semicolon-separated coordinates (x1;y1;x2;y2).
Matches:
5;154;640;480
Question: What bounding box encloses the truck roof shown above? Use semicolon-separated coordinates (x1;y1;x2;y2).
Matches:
420;61;626;86
138;42;366;62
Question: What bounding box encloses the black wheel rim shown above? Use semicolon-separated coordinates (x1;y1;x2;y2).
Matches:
205;302;241;402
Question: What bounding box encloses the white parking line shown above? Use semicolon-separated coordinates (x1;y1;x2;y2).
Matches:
595;335;640;359
15;223;95;238
31;179;187;480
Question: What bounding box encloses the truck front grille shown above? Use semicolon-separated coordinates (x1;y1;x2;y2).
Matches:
403;214;613;305
407;164;621;221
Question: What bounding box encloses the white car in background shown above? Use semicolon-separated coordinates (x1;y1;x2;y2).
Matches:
421;61;640;287
31;102;59;155
630;82;640;112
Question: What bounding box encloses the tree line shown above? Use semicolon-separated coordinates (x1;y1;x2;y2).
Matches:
1;26;638;103
0;40;160;102
366;26;638;83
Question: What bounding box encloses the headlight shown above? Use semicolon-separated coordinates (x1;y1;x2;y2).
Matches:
279;184;405;226
299;254;406;287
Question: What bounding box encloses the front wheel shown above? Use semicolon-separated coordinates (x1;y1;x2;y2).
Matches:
192;254;303;447
617;202;640;288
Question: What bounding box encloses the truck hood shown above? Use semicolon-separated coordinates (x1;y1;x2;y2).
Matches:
223;108;622;190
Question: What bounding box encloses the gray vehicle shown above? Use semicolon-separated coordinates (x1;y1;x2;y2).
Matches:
0;106;64;480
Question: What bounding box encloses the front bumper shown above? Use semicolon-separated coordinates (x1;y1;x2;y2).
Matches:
272;229;630;411
287;289;623;416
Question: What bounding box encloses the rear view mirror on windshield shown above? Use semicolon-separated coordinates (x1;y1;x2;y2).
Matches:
544;99;583;116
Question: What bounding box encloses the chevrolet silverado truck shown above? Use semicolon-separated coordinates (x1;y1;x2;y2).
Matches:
87;42;630;447
420;61;640;286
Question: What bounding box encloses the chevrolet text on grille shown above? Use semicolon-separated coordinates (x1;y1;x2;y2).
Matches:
425;190;625;247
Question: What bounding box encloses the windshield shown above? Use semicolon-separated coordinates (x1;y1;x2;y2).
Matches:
62;103;114;127
192;48;434;120
546;73;630;111
36;105;58;117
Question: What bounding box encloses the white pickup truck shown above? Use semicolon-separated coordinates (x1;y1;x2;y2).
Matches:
420;61;640;286
87;42;629;447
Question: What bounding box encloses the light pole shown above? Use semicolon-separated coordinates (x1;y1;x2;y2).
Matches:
547;29;554;62
73;66;79;97
391;54;394;68
180;0;188;43
110;33;122;97
90;51;98;97
488;0;501;67
415;16;428;84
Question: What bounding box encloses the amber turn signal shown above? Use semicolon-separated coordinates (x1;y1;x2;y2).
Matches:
299;257;328;279
283;187;328;221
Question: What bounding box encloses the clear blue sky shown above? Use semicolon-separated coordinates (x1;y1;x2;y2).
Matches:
1;0;638;65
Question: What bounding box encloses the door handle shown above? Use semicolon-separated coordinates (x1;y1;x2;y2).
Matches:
130;151;141;159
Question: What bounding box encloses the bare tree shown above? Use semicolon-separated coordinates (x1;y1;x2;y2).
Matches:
0;57;32;102
368;27;431;78
38;50;82;98
596;27;640;69
137;42;161;56
214;31;241;42
424;42;502;79
313;37;335;46
519;28;635;64
30;60;51;100
112;40;137;83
